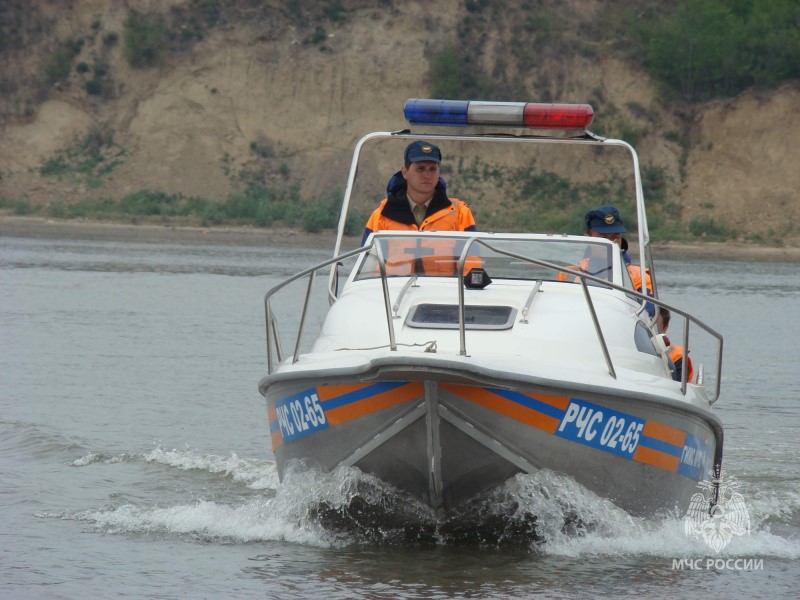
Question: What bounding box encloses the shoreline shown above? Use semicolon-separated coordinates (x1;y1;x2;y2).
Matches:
2;214;800;261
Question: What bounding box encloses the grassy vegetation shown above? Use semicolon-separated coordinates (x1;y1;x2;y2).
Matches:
3;184;368;236
430;0;800;105
636;0;800;102
2;176;758;242
39;127;126;189
44;38;84;85
4;0;798;243
123;11;167;68
15;122;759;240
118;0;354;68
421;0;800;245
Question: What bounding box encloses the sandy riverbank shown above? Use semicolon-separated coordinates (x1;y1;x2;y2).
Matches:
0;215;337;249
2;215;799;261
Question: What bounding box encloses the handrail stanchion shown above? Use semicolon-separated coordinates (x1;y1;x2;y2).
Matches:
455;237;481;356
476;239;724;389
373;241;398;351
292;271;316;364
263;243;373;371
265;299;273;374
680;318;690;394
714;338;723;403
579;277;617;379
271;312;283;364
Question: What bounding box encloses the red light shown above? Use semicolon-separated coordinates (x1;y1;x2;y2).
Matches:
523;103;594;129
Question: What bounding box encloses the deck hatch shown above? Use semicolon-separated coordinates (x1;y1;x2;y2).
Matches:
406;303;517;330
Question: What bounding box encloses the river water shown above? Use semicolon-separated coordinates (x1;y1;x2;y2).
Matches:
1;232;798;599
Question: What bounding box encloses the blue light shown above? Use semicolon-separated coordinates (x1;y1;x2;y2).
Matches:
403;99;469;125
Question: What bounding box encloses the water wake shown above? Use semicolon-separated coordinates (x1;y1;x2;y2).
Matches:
49;450;800;557
71;446;279;490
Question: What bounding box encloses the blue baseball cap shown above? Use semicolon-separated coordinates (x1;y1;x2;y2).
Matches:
404;140;441;163
584;205;627;234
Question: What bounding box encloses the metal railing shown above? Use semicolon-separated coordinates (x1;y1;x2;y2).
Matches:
264;235;723;402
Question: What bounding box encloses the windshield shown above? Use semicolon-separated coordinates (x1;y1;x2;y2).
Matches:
354;234;617;284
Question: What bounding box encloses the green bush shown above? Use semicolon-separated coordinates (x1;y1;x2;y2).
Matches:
39;127;125;184
85;79;103;95
123;11;166;68
301;188;342;233
640;0;800;101
40;156;70;177
45;49;76;84
309;26;327;46
688;215;729;239
324;0;345;22
430;47;465;99
13;199;32;215
249;140;273;159
641;165;669;203
118;190;180;215
302;201;333;233
344;207;369;237
49;201;67;218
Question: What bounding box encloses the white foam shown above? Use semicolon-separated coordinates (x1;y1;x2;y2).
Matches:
72;446;279;490
74;499;330;547
504;471;800;559
55;461;800;555
71;452;104;467
65;465;426;548
142;447;279;490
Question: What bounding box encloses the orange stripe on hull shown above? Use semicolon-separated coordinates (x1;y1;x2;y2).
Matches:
634;445;679;472
441;384;569;433
325;383;423;425
316;383;374;401
526;392;570;411
643;420;686;447
442;383;569;412
444;385;560;434
271;427;283;451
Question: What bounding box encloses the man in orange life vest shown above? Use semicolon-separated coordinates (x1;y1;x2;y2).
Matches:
361;140;478;276
361;140;477;244
584;205;655;316
656;307;695;383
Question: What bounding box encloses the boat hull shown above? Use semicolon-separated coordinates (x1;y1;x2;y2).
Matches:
263;366;722;518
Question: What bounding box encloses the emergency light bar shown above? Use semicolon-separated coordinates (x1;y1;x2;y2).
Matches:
403;99;594;129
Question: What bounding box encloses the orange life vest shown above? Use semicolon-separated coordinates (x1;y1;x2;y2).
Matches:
670;345;695;383
627;264;653;296
555;257;614;282
364;196;476;235
365;197;479;276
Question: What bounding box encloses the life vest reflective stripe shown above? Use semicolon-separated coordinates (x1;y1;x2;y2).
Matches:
380;236;482;276
365;198;479;276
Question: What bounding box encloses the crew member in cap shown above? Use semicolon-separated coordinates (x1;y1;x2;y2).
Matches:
584;204;654;315
361;140;477;246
